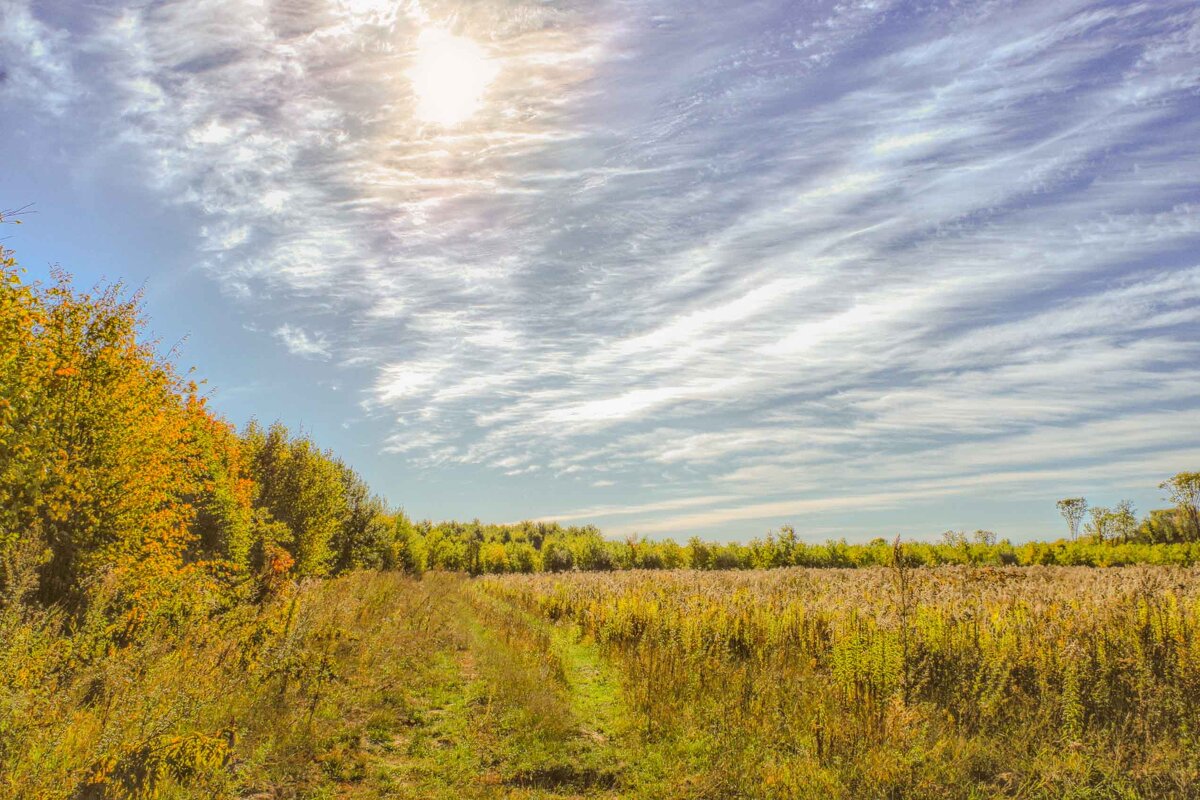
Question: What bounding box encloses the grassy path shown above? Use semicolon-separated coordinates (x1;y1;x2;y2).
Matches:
331;577;631;799
471;585;627;748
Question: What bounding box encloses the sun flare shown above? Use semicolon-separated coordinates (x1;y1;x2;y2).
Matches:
407;27;498;126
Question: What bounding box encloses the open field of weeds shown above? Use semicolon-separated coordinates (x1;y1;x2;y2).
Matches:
5;565;1200;799
477;564;1200;799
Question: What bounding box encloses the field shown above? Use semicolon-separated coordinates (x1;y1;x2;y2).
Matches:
8;563;1200;799
479;565;1200;798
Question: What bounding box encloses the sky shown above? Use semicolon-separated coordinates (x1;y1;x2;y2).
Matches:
2;0;1199;542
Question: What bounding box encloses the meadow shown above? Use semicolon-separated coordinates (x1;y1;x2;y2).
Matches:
7;560;1200;799
479;563;1200;798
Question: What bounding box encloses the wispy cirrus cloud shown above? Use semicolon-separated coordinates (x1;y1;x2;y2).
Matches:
273;324;331;360
0;0;76;114
3;0;1199;537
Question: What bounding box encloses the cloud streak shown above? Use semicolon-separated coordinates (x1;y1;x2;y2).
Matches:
274;324;331;359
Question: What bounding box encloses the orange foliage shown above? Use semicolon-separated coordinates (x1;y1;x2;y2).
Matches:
1;231;395;610
0;261;244;605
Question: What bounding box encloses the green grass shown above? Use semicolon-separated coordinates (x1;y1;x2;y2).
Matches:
310;577;628;799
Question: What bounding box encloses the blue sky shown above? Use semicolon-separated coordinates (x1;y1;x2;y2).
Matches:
2;0;1199;542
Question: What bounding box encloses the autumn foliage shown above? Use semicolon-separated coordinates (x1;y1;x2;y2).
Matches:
0;225;399;613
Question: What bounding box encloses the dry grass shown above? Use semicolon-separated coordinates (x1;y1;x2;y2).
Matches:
8;565;1200;798
480;565;1200;798
0;571;458;799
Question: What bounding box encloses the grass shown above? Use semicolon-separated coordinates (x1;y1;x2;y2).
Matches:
8;565;1200;798
481;565;1200;799
242;573;631;800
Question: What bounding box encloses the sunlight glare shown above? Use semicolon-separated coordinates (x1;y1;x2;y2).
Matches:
407;28;498;126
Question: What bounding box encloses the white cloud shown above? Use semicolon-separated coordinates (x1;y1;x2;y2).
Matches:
273;324;331;359
872;129;948;155
0;0;77;114
371;361;445;403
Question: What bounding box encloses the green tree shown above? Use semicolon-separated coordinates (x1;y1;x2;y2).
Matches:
185;404;254;566
330;461;391;572
777;524;798;566
391;513;426;575
1086;501;1137;543
1160;473;1200;540
687;536;712;570
506;540;537;573
245;422;348;576
542;539;574;572
1136;508;1188;544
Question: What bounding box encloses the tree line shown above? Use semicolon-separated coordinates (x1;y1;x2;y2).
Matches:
410;477;1200;576
409;504;1200;576
1056;476;1200;544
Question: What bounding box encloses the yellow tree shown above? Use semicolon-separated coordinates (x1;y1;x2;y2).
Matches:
0;244;228;605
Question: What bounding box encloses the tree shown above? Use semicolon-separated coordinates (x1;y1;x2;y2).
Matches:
1056;498;1088;541
972;529;997;547
1112;501;1139;542
0;225;402;608
0;264;208;604
712;545;743;570
777;524;799;566
637;546;665;570
1160;473;1200;540
391;513;426;575
624;533;641;569
464;520;485;576
185;402;254;566
577;536;616;571
330;461;390;572
244;423;348;576
1136;508;1188;544
941;530;969;549
480;542;509;574
542;540;574;572
506;540;537;573
687;537;712;570
1086;501;1137;543
658;539;686;569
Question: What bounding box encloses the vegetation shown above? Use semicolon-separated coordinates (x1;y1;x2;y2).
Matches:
478;562;1200;798
408;480;1200;578
0;227;413;607
411;517;1200;575
5;219;1200;797
4;214;1199;595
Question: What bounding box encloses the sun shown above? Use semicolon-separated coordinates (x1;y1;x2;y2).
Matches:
407;27;498;126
